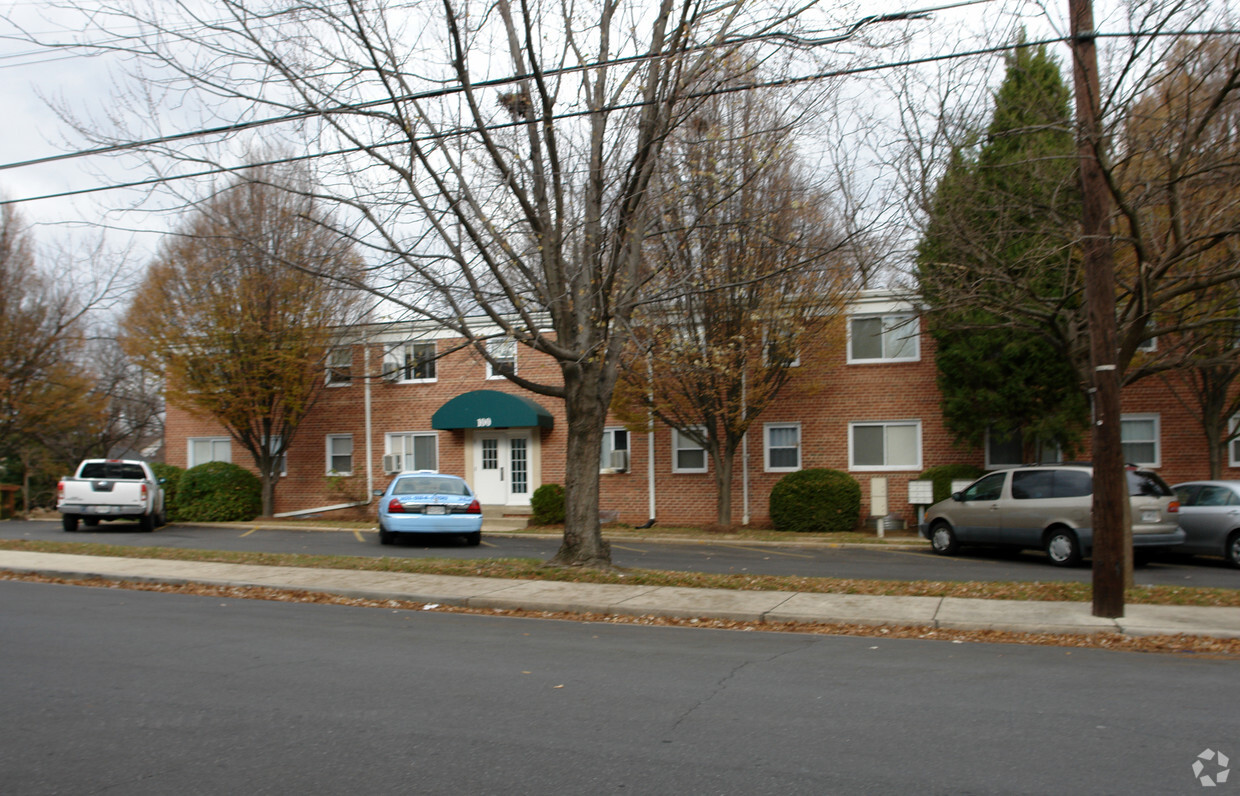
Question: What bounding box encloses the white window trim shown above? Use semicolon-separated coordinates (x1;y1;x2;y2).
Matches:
600;427;630;473
487;338;518;380
385;431;440;471
326;347;352;387
264;435;287;478
398;341;438;383
846;313;920;364
764;422;801;472
1229;416;1240;469
326;434;354;476
762;330;801;368
187;437;231;468
848;420;923;471
1121;413;1161;468
671;428;708;474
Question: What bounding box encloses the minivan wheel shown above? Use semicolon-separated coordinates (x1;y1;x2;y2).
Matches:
1045;528;1081;567
929;521;959;556
1226;531;1240;568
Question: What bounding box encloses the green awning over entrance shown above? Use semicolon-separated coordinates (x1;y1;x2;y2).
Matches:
431;390;554;431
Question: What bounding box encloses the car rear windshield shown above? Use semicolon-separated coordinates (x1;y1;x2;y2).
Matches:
393;476;470;496
1127;470;1173;497
79;463;147;480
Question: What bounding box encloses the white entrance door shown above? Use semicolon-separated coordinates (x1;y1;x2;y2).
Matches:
473;431;531;505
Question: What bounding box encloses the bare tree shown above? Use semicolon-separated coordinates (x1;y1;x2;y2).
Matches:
613;69;857;526
38;0;877;567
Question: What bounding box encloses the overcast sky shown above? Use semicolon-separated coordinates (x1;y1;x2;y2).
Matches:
0;0;1118;274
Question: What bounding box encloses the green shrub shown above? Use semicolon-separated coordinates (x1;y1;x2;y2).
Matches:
530;483;565;525
149;462;185;521
177;461;262;522
769;468;861;534
917;463;986;504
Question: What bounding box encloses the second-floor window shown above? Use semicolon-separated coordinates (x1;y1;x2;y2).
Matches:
326;347;352;386
488;337;517;378
848;314;919;363
388;342;437;382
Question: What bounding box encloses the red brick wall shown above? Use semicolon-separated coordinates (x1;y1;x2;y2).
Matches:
162;316;1235;526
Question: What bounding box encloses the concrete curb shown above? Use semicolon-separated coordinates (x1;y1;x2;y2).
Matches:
4;550;1238;640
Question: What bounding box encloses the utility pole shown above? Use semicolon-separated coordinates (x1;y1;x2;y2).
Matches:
1069;0;1130;617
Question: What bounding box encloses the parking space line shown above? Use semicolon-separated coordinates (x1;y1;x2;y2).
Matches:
240;528;258;538
353;530;365;543
611;544;650;554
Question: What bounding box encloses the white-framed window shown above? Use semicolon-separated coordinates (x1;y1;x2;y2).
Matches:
327;434;353;475
488;337;517;379
600;428;630;472
386;432;438;472
763;330;801;368
1229;416;1240;468
263;435;287;478
849;421;922;471
387;341;437;382
672;428;708;473
1121;414;1160;467
326;347;352;386
765;423;801;471
188;437;231;468
847;314;919;363
985;428;1062;469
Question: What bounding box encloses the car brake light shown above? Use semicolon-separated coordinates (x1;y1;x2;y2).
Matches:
387;498;406;513
141;483;148;500
57;481;64;502
1168;500;1179;514
466;499;481;514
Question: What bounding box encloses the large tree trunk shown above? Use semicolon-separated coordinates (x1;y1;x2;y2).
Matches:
551;360;614;568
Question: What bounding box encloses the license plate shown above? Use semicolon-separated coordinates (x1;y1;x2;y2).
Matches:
1141;510;1159;523
425;505;447;515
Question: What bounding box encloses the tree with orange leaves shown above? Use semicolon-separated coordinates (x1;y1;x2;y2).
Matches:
122;165;368;516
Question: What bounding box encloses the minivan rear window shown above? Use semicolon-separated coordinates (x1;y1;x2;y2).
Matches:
1127;470;1172;497
1011;469;1092;499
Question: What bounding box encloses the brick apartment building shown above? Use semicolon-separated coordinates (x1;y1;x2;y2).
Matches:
163;289;1236;526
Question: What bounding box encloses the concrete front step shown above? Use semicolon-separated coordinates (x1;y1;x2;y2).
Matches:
481;505;531;532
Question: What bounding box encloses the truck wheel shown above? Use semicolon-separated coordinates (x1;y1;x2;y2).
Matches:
62;515;79;532
138;514;155;533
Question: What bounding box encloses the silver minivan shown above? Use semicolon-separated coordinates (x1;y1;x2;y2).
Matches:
919;465;1186;566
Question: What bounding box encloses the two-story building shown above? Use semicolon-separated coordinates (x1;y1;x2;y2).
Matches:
163;290;1237;526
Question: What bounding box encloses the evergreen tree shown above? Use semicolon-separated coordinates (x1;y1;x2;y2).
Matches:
916;39;1087;459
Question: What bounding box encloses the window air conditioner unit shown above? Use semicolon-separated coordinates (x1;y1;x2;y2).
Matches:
608;450;629;472
382;454;402;475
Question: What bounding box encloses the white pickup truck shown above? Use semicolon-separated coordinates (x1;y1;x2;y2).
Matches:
57;459;166;533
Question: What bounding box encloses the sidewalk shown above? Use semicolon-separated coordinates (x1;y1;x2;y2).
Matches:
4;549;1239;639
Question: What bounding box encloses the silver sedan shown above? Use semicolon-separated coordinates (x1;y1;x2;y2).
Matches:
1171;481;1240;567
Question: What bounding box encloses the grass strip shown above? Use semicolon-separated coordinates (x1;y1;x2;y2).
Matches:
2;538;1236;607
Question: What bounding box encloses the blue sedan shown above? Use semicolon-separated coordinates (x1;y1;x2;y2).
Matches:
377;472;483;546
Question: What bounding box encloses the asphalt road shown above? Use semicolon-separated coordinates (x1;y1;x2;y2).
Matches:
2;579;1234;794
3;518;1238;588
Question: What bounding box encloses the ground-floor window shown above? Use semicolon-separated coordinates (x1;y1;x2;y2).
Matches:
985;428;1062;469
1121;414;1160;467
601;428;629;471
849;420;921;471
327;434;353;475
386;432;438;472
765;423;800;471
188;437;231;468
672;428;707;473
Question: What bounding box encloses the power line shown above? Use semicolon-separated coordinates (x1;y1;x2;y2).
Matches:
0;0;983;175
3;26;1236;207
